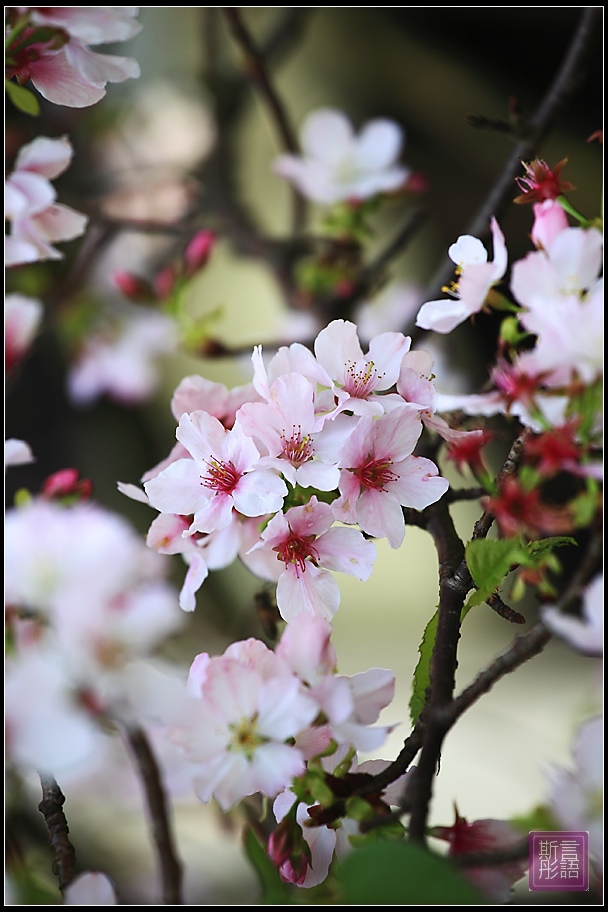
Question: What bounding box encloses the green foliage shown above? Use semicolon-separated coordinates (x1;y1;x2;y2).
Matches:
464;535;577;609
409;608;438;724
333;840;486;905
5;78;40;115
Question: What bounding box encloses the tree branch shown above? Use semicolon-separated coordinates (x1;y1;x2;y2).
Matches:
221;7;306;235
37;775;77;894
123;726;183;905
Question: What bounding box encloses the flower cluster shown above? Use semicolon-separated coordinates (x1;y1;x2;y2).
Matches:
122;318;466;618
5;478;185;776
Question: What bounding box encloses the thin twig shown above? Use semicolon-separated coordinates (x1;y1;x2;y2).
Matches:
123;726;183;905
37;775;77;893
221;7;306;235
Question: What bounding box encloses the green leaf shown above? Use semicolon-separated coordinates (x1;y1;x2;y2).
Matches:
511;804;560;834
525;536;577;560
335;840;486;904
243;827;293;905
5;78;40;115
409;609;438;724
464;537;528;609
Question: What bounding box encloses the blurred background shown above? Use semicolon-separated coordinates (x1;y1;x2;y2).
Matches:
5;7;603;904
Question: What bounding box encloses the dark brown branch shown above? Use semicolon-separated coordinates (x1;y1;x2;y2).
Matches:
443;486;486;505
123;726;183;905
487;591;526;625
37;775;77;893
221;7;306;235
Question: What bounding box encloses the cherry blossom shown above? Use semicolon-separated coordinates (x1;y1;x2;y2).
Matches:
333;406;449;548
433;810;528;902
541;573;603;656
237;371;341;491
5;293;43;373
248;496;376;623
273;107;410;205
6;498;167;617
313;318;411;416
276;614;396;752
144;410;288;536
415;217;508;334
5;438;34;467
67;307;179;406
5;135;88;266
177;647;319;811
545;715;603;873
6;7;142;108
530;199;569;250
6;644;106;774
63;871;118;905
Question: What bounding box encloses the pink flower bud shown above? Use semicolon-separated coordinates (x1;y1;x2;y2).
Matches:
41;468;93;502
154;264;178;300
183;230;215;277
114;271;155;302
530;199;569;250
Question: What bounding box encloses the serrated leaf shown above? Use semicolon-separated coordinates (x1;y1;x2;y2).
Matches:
335;840;486;904
464;537;528;609
525;536;577;560
409;609;438;724
243;827;293;905
5;79;40;115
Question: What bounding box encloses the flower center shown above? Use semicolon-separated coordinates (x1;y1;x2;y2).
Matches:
343;359;383;399
201;458;240;494
281;426;314;467
228;714;266;759
354;457;397;492
275;533;319;576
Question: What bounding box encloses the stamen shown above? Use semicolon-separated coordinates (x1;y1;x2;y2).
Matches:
354;457;397;492
343;359;384;399
281;425;314;466
275;533;319;576
201;457;240;494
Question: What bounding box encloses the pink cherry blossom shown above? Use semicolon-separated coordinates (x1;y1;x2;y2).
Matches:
273;107;410;205
67;307;179;406
5;136;88;266
64;871;118;905
530;199;569;250
19;7;142;44
314;319;412;416
433;810;528;902
7;8;141;108
546;715;603;872
541;574;603;656
5;293;43;373
415;217;507;334
237;372;341;491
248;496;376;622
177;650;319;811
333;406;449;548
5;438;34;468
144;410;288;536
510;225;602;310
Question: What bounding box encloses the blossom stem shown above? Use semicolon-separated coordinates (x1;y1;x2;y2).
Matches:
122;726;184;905
37;775;77;894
